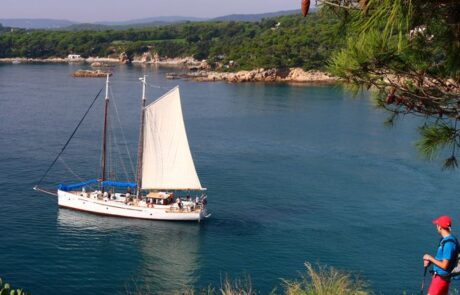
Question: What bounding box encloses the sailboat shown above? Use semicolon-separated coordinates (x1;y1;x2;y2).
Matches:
34;75;209;221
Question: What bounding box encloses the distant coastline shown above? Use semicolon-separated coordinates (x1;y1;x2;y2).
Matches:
169;68;338;83
0;56;201;66
0;57;118;64
0;56;338;83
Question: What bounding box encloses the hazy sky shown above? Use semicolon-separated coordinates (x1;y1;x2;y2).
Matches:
1;0;301;22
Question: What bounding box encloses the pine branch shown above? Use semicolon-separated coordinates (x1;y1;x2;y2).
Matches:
416;124;456;160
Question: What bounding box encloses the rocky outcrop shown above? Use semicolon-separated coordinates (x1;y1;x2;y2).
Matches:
72;70;112;78
285;68;334;82
175;68;339;83
154;56;202;67
119;52;129;64
131;54;205;68
1;55;206;69
132;52;154;63
0;57;120;64
0;57;69;63
86;57;119;64
90;61;108;67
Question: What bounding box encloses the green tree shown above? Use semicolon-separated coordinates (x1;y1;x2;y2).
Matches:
315;0;460;168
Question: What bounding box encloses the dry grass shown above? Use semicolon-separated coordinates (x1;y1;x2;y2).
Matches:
282;263;370;295
176;275;255;295
130;263;370;295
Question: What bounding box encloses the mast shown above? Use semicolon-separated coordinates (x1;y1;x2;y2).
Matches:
136;75;147;198
100;74;110;192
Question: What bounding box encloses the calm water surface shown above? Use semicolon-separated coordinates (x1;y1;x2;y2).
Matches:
0;64;459;294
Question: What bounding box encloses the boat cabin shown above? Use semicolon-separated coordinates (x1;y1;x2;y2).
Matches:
146;191;174;205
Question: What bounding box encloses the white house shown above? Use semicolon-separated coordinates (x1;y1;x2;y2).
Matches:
68;54;82;60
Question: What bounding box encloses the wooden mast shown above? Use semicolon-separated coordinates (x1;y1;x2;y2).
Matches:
100;74;110;193
136;75;147;198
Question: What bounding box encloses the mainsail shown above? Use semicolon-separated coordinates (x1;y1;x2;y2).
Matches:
141;87;203;190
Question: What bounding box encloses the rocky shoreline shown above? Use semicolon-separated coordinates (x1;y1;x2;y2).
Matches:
168;68;339;83
0;54;203;67
1;55;338;83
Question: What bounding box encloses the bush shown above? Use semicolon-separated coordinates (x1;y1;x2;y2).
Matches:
282;263;369;295
145;263;369;295
0;278;28;295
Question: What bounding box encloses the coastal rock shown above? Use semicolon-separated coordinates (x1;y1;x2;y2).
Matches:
132;52;153;63
130;53;203;67
188;68;338;83
0;57;68;63
91;62;104;67
285;68;336;82
86;57;119;64
153;56;201;67
0;55;204;68
72;70;112;78
119;52;129;64
200;60;210;70
152;53;160;63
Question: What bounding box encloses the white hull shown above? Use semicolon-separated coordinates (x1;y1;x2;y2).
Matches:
58;190;208;221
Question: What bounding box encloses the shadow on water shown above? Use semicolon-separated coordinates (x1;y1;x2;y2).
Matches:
57;209;201;294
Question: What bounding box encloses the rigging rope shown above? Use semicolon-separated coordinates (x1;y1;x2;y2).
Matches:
109;87;136;179
59;157;84;182
35;88;104;188
148;83;170;90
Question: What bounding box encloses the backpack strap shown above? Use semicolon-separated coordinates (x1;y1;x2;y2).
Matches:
441;237;458;249
440;237;459;274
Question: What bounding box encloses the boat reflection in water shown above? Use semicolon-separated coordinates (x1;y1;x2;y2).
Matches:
57;208;201;293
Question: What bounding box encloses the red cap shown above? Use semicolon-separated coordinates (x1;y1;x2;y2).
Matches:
432;216;452;229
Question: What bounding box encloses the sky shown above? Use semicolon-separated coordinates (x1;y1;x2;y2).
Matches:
1;0;301;22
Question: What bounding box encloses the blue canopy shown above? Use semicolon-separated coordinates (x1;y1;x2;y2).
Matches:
58;179;136;191
101;181;137;188
58;179;98;191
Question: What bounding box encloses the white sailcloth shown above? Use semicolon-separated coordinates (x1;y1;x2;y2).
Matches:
141;87;203;190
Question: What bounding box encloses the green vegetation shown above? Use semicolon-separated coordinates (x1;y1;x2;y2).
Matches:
0;11;344;71
0;278;28;295
128;264;370;295
0;23;18;34
318;0;460;168
282;263;368;295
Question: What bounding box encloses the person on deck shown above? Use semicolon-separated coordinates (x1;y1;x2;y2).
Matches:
423;215;458;295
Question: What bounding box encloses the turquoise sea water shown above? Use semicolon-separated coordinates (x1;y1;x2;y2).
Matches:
1;63;460;294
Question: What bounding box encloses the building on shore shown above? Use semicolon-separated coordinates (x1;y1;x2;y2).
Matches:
68;54;82;60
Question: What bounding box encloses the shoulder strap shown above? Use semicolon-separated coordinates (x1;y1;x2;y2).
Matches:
440;237;459;273
441;237;458;247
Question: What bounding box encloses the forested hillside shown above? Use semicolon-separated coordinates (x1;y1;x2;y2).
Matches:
0;10;344;70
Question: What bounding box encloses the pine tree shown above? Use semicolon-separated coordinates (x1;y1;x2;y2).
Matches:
312;0;460;168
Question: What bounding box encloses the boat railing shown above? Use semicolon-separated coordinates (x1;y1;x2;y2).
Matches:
167;204;202;213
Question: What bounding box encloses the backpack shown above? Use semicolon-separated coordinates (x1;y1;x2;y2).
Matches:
440;238;460;278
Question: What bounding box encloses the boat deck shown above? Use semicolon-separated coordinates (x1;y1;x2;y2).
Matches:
67;191;203;214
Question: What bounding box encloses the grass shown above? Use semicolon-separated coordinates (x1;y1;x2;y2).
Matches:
282;263;369;295
130;263;370;295
1;263;371;294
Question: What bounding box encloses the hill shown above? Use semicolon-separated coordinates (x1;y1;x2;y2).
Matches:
96;16;205;26
211;9;299;22
0;10;303;30
0;18;76;29
0;10;344;71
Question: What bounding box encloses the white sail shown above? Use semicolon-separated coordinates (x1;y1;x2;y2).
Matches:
141;87;203;190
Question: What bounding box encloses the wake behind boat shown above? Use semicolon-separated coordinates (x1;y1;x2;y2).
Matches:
35;76;209;222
